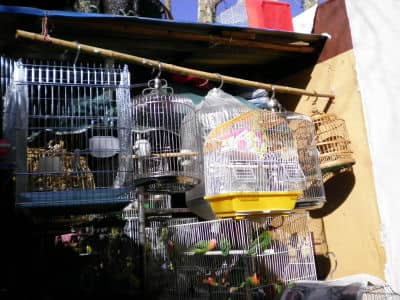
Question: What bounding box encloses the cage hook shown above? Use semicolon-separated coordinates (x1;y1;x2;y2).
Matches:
73;42;81;66
215;73;224;89
156;62;162;78
271;85;276;99
199;78;209;87
312;90;319;113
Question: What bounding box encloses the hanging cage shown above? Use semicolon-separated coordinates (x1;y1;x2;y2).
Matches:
164;212;317;299
249;94;326;210
285;112;326;210
183;88;254;220
132;77;202;193
203;110;306;218
7;61;133;213
311;112;355;173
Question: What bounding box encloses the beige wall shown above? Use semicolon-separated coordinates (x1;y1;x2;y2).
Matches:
281;49;386;279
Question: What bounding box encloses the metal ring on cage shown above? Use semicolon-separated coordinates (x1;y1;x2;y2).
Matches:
215;73;224;89
73;42;81;66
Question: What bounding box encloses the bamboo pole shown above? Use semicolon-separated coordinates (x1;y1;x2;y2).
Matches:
15;30;334;99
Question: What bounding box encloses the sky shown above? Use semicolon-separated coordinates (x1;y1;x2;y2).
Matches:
164;0;326;23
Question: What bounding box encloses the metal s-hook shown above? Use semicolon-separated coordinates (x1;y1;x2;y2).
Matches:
73;42;81;66
156;62;162;78
270;85;276;99
215;73;224;89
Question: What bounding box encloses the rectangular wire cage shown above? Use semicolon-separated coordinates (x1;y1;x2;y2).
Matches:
7;61;133;213
165;212;317;299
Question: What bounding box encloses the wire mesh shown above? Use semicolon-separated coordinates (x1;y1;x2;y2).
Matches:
311;112;355;172
203;110;306;196
132;78;201;193
285;112;326;209
360;285;400;300
184;88;253;219
9;61;133;212
165;212;317;299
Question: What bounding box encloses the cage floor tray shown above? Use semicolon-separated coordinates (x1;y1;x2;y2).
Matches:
204;191;301;219
16;188;130;208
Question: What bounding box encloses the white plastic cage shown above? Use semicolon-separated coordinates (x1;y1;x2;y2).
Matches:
7;61;133;212
132;77;201;193
203;110;306;217
165;212;317;299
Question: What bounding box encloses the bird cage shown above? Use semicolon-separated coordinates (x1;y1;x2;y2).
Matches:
132;76;201;193
165;212;316;299
8;61;133;212
311;112;355;172
285;112;326;210
184;88;254;220
250;94;326;210
203;110;306;218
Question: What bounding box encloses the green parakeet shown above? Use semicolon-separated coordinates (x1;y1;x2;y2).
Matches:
193;239;217;254
247;231;272;256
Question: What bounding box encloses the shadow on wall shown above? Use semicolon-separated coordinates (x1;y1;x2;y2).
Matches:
311;169;356;219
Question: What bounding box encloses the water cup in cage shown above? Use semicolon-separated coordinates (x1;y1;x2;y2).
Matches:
133;139;151;157
89;136;120;158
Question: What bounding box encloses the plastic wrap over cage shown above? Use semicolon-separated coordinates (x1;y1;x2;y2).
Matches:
203;110;306;218
132;78;201;193
10;61;133;212
183;88;254;220
164;213;317;299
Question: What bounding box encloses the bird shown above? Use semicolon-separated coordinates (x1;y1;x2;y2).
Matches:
247;231;272;256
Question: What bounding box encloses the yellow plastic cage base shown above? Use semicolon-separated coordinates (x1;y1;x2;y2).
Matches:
204;191;301;219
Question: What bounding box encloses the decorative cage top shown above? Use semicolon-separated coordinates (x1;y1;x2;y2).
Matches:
203;110;306;196
131;78;202;193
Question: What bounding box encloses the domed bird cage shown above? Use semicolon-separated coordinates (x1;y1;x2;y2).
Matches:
183;88;254;220
311;111;355;173
249;94;326;210
132;75;202;193
8;61;133;213
203;110;306;219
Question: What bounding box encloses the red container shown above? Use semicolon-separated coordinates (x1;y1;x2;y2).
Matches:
245;0;294;31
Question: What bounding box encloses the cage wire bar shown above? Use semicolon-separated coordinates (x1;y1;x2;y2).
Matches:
9;61;133;212
165;212;317;299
